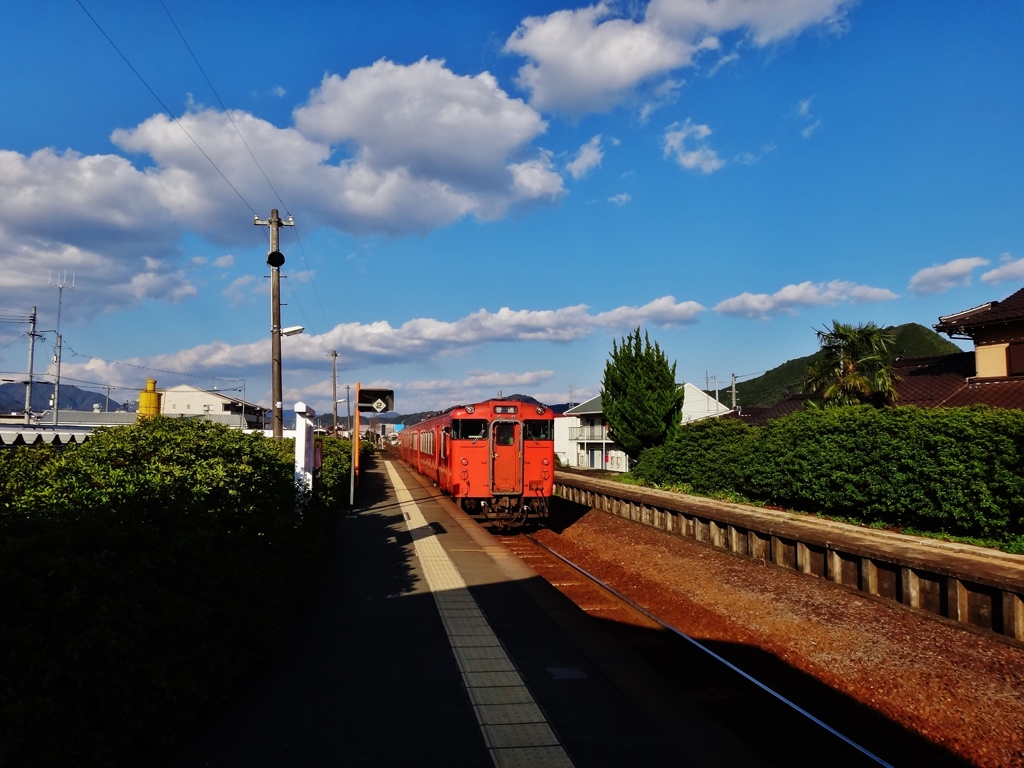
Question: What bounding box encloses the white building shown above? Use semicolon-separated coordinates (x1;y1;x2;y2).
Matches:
555;384;733;472
160;384;269;429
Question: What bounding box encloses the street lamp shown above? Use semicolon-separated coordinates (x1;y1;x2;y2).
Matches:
282;325;304;337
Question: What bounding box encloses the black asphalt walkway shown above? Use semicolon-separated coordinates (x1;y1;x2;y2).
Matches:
155;457;756;767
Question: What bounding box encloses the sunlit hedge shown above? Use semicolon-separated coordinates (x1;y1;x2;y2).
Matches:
633;406;1024;548
0;417;333;766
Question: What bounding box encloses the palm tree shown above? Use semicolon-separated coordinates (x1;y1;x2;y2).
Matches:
804;321;899;407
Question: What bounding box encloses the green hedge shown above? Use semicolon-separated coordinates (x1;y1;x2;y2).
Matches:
0;417;333;767
632;406;1024;546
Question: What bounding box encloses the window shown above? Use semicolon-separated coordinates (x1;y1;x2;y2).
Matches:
1009;342;1024;376
451;419;488;439
524;420;553;441
494;422;516;446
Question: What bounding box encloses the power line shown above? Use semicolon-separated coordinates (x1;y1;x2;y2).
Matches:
158;3;331;334
285;226;332;333
158;0;288;214
75;0;260;218
62;342;244;383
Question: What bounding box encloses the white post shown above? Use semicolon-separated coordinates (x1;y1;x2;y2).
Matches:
293;401;316;491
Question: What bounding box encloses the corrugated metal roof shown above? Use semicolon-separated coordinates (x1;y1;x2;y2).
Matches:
0;429;91;446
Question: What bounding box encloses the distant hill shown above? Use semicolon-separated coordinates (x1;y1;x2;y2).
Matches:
0;382;115;415
733;323;962;409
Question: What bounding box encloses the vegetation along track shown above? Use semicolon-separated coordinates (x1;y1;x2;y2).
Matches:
493;527;981;768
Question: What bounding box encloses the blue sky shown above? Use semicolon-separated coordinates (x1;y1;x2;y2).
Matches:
1;0;1022;414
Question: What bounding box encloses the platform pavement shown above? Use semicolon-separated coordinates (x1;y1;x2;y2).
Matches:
155;457;761;767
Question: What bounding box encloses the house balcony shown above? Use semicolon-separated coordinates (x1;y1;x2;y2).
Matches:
569;425;609;441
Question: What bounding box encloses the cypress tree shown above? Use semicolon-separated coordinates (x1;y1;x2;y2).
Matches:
601;328;685;459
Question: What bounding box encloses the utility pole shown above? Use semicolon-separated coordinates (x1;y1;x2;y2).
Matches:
49;272;72;426
24;307;36;424
330;350;339;435
254;209;294;439
347;383;354;507
731;374;737;410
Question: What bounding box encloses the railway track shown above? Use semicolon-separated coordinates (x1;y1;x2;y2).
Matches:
495;531;918;768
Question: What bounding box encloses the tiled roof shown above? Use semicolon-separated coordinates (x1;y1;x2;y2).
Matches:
934;286;1024;334
892;353;975;407
727;396;805;426
893;352;1024;410
724;351;1024;423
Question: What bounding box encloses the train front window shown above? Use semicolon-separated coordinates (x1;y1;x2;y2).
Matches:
451;419;488;440
494;422;516;446
524;420;553;441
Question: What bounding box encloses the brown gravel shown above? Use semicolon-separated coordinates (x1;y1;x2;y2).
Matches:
531;509;1024;768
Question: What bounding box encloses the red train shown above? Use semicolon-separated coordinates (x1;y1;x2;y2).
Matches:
398;398;556;528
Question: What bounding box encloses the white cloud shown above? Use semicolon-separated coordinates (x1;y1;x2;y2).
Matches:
908;257;989;296
714;280;898;319
0;59;569;315
223;274;257;306
462;370;554;387
566;135;604;179
213;254;234;268
504;4;689;115
796;96;822;138
707;51;739;76
980;253;1024;285
593;295;704;326
663;119;724;173
608;193;631;206
505;0;855;115
60;296;704;386
801;120;822;138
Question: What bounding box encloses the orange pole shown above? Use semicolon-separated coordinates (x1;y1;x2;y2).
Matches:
354;383;360;485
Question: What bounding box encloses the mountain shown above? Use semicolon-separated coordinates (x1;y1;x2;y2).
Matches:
732;323;963;409
0;382;115;414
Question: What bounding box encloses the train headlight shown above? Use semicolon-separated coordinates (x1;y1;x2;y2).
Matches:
461;458;469;466
465;405;475;414
536;405;546;414
542;458;549;465
460;470;469;480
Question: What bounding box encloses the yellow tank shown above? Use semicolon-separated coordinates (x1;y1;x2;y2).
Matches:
138;379;162;417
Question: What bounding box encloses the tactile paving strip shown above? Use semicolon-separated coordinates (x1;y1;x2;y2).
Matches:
385;461;575;768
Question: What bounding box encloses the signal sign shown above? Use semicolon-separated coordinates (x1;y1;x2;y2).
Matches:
357;388;394;413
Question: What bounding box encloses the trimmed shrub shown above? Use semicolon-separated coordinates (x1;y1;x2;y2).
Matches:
0;417;332;767
633;406;1024;544
633;417;755;494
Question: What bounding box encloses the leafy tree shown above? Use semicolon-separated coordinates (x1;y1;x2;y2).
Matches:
602;327;685;458
804;320;899;407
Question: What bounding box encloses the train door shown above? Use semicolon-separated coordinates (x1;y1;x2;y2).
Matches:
490;420;522;495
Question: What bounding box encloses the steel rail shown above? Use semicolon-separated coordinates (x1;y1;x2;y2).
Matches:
525;534;894;768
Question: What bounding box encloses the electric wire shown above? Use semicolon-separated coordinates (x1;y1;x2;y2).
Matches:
62;342;244;383
75;0;261;220
158;0;288;213
158;4;333;335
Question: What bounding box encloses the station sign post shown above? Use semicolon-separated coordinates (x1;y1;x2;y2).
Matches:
351;385;395;502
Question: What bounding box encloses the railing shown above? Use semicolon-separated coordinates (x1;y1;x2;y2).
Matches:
568;426;609;441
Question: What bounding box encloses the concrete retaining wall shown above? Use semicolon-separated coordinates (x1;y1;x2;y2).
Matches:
554;472;1024;644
